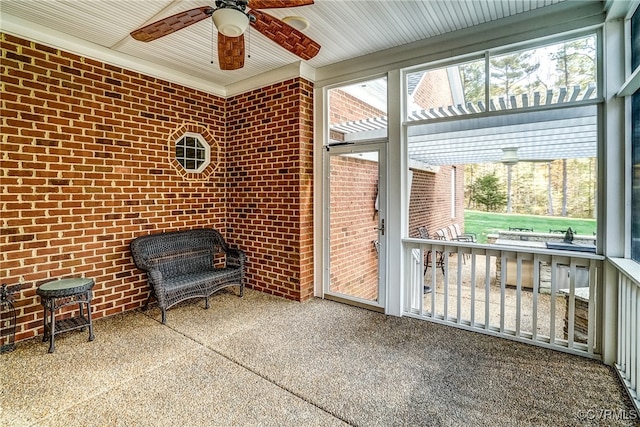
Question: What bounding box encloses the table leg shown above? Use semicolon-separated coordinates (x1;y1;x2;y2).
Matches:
79;297;85;332
48;300;55;353
86;293;94;341
42;302;48;342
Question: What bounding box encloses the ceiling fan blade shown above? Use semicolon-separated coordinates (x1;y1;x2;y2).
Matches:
249;0;314;9
250;10;320;60
130;6;213;42
218;33;245;70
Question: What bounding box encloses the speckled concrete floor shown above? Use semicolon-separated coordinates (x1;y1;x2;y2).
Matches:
1;289;635;427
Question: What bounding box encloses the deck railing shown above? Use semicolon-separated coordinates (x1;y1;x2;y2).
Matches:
403;238;605;358
611;258;640;411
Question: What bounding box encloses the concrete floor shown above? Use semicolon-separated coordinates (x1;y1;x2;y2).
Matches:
1;289;635;427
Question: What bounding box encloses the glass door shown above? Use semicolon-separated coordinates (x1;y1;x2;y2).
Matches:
324;142;386;310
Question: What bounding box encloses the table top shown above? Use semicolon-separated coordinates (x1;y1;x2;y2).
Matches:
37;278;94;297
494;239;547;249
559;287;590;302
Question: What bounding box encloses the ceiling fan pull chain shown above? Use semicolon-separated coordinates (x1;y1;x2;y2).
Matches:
210;18;215;65
247;26;251;60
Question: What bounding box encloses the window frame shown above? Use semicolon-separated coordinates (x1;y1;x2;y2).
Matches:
624;3;640;262
174;132;211;174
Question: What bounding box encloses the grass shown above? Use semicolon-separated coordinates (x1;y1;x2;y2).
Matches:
464;210;597;243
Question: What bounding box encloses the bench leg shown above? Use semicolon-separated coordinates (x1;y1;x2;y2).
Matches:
161;309;167;325
204;296;210;309
143;294;152;311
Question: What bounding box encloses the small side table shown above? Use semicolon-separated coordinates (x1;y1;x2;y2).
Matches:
37;278;95;353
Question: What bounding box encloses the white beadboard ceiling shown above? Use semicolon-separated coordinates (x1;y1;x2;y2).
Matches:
1;0;601;96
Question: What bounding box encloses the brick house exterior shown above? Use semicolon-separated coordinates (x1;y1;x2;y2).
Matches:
1;33;463;342
408;166;466;238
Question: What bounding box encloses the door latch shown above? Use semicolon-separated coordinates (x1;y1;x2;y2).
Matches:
375;219;385;236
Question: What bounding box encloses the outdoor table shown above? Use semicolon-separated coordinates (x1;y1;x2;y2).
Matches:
36;278;95;353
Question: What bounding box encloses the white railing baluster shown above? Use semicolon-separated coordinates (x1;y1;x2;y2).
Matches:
500;253;507;333
457;251;463;324
617;273;625;369
567;260;577;349
630;279;637;393
484;252;491;331
418;248;422;314
430;245;437;318
443;250;449;321
532;254;540;342
550;259;557;345
516;253;523;337
587;259;596;355
470;252;476;327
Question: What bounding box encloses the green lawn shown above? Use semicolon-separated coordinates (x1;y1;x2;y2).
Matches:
464;210;596;243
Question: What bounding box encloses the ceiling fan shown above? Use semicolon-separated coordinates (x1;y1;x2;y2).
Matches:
130;0;321;71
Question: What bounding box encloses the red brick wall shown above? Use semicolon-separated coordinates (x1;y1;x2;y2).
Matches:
329;155;378;300
412;69;454;110
225;78;314;301
329;89;385;125
0;34;314;342
408;166;465;238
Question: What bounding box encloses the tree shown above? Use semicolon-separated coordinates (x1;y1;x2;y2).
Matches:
459;60;485;106
551;38;596;90
490;51;540;101
470;174;507;212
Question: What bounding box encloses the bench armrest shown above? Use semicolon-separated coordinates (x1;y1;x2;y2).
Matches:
225;248;246;269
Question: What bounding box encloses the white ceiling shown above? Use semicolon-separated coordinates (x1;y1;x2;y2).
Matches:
0;0;590;96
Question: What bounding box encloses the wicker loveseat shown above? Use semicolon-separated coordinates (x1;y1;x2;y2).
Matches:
130;228;245;324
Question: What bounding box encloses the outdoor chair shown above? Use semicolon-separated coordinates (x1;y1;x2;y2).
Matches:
417;226;430;239
449;224;477;242
444;225;471;263
417;226;444;275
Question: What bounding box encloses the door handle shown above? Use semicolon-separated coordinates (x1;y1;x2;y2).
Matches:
374;219;385;236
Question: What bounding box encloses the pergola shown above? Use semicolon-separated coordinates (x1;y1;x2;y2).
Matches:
330;87;597;166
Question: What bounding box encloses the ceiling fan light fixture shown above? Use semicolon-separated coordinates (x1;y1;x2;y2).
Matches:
212;8;249;37
500;147;519;165
282;16;310;31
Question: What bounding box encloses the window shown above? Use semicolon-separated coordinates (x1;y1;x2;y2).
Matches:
175;133;210;173
630;6;640;262
406;34;597;122
405;32;599;244
327;77;388;145
407;57;485;121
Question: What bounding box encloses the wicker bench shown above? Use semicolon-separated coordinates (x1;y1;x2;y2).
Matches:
130;228;246;324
